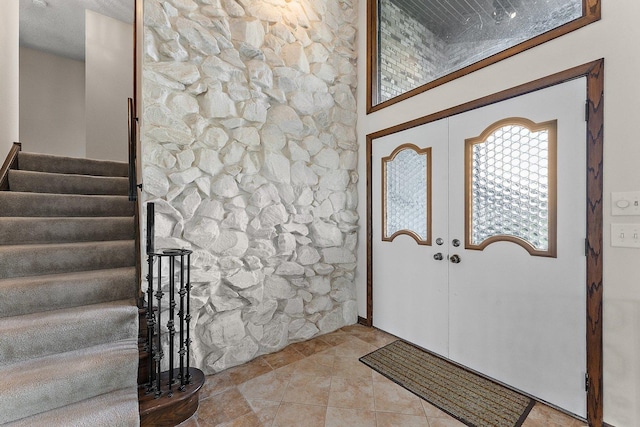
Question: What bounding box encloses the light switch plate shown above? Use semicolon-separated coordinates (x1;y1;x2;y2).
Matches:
611;223;640;248
612;191;640;216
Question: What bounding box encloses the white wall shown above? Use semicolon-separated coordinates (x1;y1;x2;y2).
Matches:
85;10;132;162
19;47;85;157
0;0;19;156
356;1;640;425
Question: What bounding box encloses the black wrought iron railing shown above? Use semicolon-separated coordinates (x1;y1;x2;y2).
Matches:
143;202;194;398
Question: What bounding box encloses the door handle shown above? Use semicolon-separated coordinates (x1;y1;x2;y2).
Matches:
433;252;444;261
449;254;461;264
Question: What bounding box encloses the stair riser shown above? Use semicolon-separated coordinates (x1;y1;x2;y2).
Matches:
0;302;138;366
0;217;134;245
0;340;138;424
18;152;128;177
5;387;139;427
9;170;128;195
0;151;142;425
0;192;134;217
0;268;137;318
0;241;135;279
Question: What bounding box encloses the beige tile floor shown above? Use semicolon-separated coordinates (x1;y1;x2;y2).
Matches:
178;324;588;427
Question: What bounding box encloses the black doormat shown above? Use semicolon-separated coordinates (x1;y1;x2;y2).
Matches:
360;340;535;427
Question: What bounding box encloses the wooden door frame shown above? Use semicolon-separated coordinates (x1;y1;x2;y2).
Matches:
365;59;604;427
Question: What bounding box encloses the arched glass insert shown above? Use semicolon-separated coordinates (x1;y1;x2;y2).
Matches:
382;144;431;245
465;118;557;257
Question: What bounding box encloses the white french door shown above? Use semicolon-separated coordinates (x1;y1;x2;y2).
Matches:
372;118;450;357
372;78;587;417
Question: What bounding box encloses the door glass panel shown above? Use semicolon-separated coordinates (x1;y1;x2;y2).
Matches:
465;118;557;256
382;144;431;245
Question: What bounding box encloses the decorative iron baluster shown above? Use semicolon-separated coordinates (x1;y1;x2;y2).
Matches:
185;251;192;383
145;203;156;396
167;250;176;397
144;202;194;400
145;254;155;395
178;252;186;391
154;255;163;398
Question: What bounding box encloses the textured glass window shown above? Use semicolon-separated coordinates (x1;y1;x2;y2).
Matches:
466;119;557;256
370;0;597;111
383;145;431;245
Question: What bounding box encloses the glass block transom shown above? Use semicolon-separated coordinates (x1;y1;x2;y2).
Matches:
384;146;429;243
469;123;552;251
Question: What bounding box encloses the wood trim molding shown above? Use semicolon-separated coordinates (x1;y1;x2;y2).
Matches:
365;59;604;427
365;133;374;327
367;0;601;113
585;58;604;427
365;0;377;114
133;0;137;121
0;142;22;191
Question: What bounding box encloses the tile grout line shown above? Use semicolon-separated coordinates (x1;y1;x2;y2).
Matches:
185;326;587;427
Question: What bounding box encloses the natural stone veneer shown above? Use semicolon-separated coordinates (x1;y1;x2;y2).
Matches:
141;0;358;373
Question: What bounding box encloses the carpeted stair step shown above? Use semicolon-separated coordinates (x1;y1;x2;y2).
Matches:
0;192;134;217
0;299;138;366
8;170;128;195
0;267;137;318
0;240;135;279
5;387;140;427
17;152;128;177
0;151;142;425
0;217;134;245
0;338;138;424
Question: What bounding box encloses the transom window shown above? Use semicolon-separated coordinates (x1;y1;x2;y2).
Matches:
368;0;600;112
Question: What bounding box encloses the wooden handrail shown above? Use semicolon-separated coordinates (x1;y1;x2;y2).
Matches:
128;97;144;307
128;97;138;202
0;142;22;191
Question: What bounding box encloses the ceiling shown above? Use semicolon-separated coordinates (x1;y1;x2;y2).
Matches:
19;0;578;60
389;0;580;39
19;0;134;61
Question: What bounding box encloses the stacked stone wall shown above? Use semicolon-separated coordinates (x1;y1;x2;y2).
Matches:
141;0;358;373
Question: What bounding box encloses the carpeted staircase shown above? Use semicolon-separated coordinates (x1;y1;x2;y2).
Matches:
0;152;140;426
